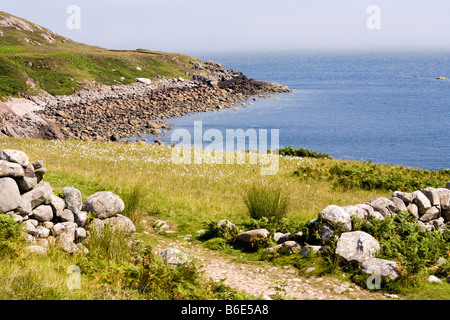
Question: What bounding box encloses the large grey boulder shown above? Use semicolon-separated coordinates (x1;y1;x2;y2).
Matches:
392;191;414;205
160;248;189;266
319;205;352;231
0;177;21;213
0;149;29;167
335;231;380;263
369;197;396;218
407;203;419;219
16;182;53;214
47;193;65;217
421;187;441;206
89;214;136;234
236;229;269;243
0;160;24;177
62;187;82;214
59;209;75;222
437;188;450;221
342;205;368;219
361;258;400;280
412;190;432;214
31;205;54;222
390;197;408;213
15;165;37;192
419;206;440;222
82;191;125;219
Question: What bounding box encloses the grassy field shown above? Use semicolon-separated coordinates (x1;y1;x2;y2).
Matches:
1;137;449;300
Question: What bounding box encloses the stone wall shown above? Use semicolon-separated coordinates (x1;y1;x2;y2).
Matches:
0;149;135;255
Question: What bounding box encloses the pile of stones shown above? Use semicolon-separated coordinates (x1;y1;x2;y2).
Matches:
0;148;135;255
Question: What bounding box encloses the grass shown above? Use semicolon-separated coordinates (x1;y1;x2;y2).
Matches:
0;136;449;300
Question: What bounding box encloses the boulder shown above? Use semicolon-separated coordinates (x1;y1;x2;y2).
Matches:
319;205;352;231
436;188;450;222
0;177;21;213
23;219;38;235
421;187;441;206
0;149;29;167
75;227;87;239
369;197;396;218
390;197;408;213
427;275;443;284
57;234;78;253
407;203;420;219
135;78;152;85
0;160;24;177
74;211;88;227
300;245;325;257
412;191;432;214
105;214;136;233
236;229;269;243
361;258;400;280
335;231;380;263
392;191;414;205
47;193;65;217
342;205;368;219
447;182;450;190
35;225;50;238
62;187;82;214
281;241;302;252
82;191;125;219
31;205;53;222
59;209;75;222
90;215;136;234
15;165;37;192
320;222;335;243
419;206;440;222
31;160;44;170
34;168;47;183
16;182;53;214
160;248;189;266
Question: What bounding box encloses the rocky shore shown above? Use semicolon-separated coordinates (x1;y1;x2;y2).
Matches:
0;60;291;142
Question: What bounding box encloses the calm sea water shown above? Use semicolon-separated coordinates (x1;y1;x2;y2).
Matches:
143;51;450;170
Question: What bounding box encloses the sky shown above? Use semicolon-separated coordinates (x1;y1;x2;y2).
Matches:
2;0;450;55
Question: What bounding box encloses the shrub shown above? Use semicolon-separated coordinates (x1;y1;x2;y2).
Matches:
279;146;332;159
242;183;289;227
0;214;23;257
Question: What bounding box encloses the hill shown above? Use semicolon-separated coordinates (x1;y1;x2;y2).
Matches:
0;11;199;98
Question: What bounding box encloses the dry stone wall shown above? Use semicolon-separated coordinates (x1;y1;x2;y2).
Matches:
0;149;135;255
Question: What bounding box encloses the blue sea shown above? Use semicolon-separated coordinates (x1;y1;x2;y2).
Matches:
146;51;450;170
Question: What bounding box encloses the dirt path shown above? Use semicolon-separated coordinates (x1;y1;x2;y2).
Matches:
151;235;397;300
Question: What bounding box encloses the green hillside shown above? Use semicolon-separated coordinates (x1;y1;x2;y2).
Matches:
0;11;200;98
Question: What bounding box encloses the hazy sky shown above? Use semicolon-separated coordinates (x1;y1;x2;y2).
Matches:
3;0;450;54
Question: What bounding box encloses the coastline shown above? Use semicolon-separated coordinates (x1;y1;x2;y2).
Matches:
0;61;291;142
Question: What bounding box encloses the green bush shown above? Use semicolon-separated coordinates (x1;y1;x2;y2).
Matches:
0;214;23;257
352;211;450;285
279;146;332;159
242;183;289;227
294;160;450;192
